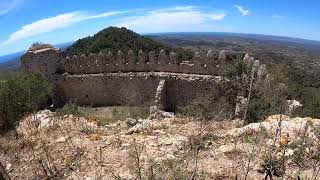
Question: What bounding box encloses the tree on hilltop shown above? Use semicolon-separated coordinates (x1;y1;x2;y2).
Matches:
64;27;193;60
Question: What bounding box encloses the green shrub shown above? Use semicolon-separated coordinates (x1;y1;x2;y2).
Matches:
246;65;290;122
259;154;284;178
297;87;320;118
0;72;52;131
58;102;84;116
112;106;149;120
222;61;292;122
178;97;213;119
177;89;232;120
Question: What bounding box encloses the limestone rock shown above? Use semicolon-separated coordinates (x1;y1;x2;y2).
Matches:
243;53;250;62
219;144;235;153
235;96;247;118
149;105;158;114
116;120;129;129
17;110;54;136
249;57;254;65
56;136;67;143
125;118;137;127
257;64;267;81
218;50;226;61
252;60;260;72
149;110;175;120
286;100;302;115
224;114;320;141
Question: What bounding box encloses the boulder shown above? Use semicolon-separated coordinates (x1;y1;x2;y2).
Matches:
286;100;302;115
149;110;175;120
218;50;226;62
224;114;320;142
17;110;55;136
125;118;138;126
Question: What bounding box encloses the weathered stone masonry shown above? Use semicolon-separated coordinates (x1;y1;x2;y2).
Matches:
21;46;264;112
58;72;220;111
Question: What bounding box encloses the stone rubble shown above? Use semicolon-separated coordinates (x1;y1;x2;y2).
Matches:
0;110;319;179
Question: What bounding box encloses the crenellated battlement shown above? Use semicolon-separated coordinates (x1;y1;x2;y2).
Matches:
21;45;267;112
63;49;246;75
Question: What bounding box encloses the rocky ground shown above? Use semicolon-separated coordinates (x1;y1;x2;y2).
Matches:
0;110;319;180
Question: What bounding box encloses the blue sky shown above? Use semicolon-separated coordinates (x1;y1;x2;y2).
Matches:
0;0;319;56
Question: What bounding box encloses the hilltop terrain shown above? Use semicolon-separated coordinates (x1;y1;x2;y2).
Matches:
1;110;319;179
65;27;193;60
1;27;320;180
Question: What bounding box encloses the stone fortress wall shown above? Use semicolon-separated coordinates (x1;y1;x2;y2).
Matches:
57;72;221;112
21;47;63;81
63;49;245;75
21;46;267;113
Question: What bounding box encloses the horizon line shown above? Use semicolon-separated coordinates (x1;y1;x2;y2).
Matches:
1;31;320;58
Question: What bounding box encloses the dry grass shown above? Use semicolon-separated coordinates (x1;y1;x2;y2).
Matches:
0;110;319;179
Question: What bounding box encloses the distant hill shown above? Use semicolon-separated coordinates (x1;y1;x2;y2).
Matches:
65;27;193;60
0;51;23;72
0;58;21;72
148;32;320;48
150;32;320;88
0;51;24;63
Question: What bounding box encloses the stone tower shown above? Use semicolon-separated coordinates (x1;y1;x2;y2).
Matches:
21;44;63;81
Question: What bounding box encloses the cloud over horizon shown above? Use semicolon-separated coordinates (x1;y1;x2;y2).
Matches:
115;6;226;33
0;10;126;47
1;6;227;47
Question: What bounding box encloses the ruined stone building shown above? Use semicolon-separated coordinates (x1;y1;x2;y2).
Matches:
21;45;266;113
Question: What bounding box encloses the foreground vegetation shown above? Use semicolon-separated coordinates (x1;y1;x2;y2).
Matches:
178;56;320;122
59;103;149;125
0;72;52;131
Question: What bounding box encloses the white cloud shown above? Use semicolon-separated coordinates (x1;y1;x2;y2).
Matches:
0;0;20;16
115;6;226;33
234;5;249;16
1;10;125;47
272;14;285;19
210;13;226;20
151;6;195;13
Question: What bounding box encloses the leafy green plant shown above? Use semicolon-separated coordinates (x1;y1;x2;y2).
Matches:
65;27;194;61
259;154;284;179
247;64;291;122
298;87;320;118
58;102;84;116
112;106;149;120
0;72;52;131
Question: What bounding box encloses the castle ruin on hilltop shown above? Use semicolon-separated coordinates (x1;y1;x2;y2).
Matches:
21;45;267;114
